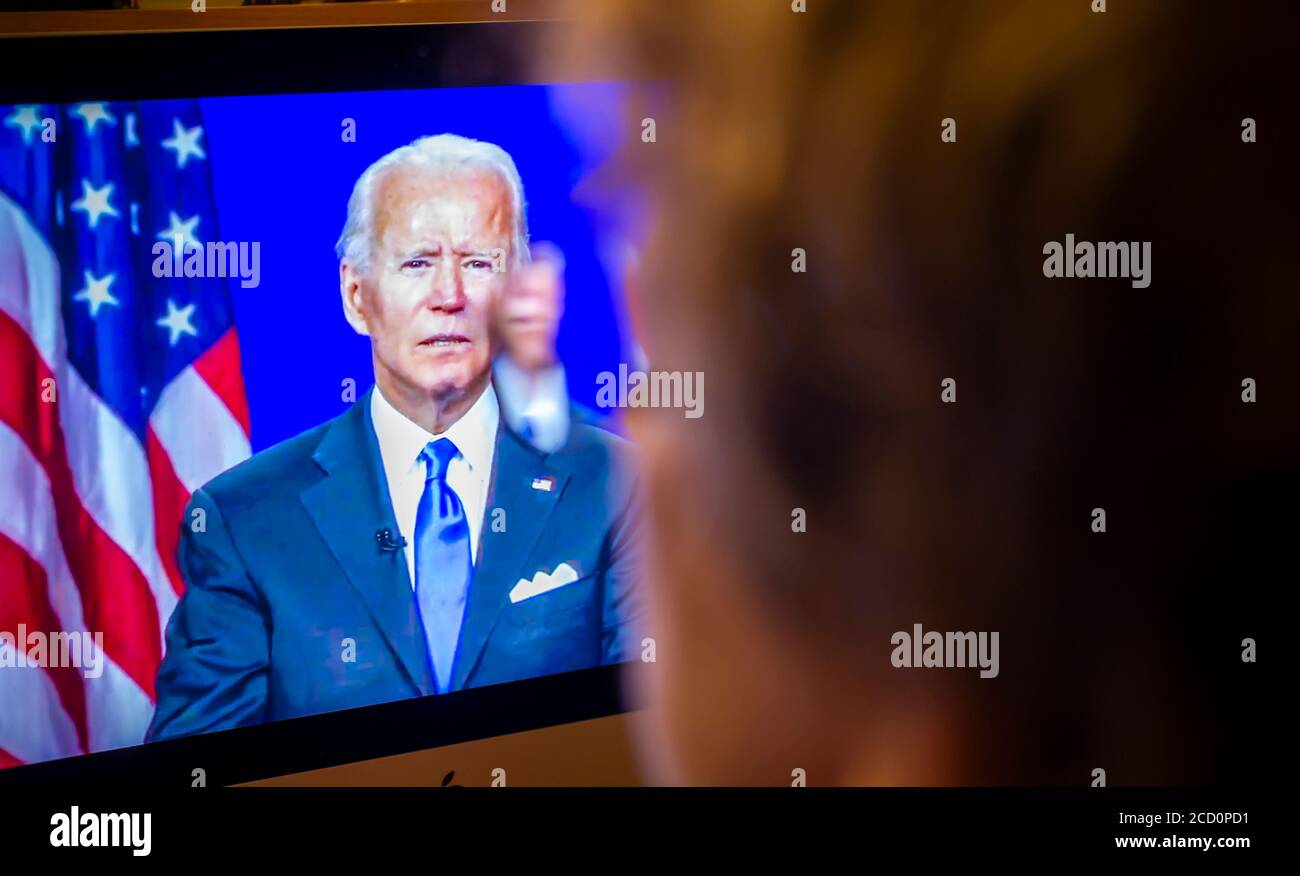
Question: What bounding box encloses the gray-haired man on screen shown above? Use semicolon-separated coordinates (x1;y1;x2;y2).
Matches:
148;134;639;739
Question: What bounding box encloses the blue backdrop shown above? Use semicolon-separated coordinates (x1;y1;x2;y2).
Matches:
199;82;637;452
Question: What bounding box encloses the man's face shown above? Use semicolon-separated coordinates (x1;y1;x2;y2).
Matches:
342;165;514;407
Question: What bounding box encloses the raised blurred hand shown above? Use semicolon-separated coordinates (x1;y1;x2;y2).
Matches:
499;241;565;373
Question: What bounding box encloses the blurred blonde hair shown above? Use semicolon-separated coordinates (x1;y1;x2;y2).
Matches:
551;0;1295;783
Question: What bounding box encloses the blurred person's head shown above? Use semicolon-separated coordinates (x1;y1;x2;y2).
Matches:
337;134;529;431
555;1;1295;784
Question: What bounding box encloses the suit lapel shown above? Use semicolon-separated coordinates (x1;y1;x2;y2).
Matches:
300;390;437;698
450;424;569;691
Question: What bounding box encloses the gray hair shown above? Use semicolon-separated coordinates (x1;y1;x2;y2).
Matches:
335;133;531;272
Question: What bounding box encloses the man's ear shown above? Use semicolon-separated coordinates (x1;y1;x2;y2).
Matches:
339;260;370;336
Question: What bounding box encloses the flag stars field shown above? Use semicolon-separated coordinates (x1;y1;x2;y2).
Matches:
70;179;119;229
71;102;117;135
156;299;199;346
161;118;206;169
73;270;120;318
157;210;201;251
3;105;42;145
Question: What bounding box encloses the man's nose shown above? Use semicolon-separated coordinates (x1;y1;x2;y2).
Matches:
428;257;466;311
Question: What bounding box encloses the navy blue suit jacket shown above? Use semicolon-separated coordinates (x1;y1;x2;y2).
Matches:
147;387;641;741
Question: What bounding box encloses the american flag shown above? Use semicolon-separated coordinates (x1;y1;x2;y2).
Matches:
0;100;251;767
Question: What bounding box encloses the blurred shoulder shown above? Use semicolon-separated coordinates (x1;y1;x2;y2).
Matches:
561;407;633;465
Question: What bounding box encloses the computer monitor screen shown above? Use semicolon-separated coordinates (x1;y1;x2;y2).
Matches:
0;22;650;778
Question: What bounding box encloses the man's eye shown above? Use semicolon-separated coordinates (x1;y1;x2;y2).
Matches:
465;258;492;271
402;258;430;269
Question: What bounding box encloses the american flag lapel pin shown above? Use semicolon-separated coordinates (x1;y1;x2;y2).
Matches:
531;476;555;493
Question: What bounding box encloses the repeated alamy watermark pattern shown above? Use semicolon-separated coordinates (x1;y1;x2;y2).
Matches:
0;625;105;679
152;238;261;288
595;364;704;419
891;624;999;679
1042;235;1151;288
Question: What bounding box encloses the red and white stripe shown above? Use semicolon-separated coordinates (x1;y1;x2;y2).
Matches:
0;191;251;766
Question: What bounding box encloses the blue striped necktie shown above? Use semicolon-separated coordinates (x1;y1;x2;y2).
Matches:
414;437;472;693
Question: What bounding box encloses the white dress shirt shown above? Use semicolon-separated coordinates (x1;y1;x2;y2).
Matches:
370;382;500;587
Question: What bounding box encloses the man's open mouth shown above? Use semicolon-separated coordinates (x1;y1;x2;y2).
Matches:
418;333;471;348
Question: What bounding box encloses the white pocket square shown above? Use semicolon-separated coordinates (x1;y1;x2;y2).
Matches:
509;562;580;603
